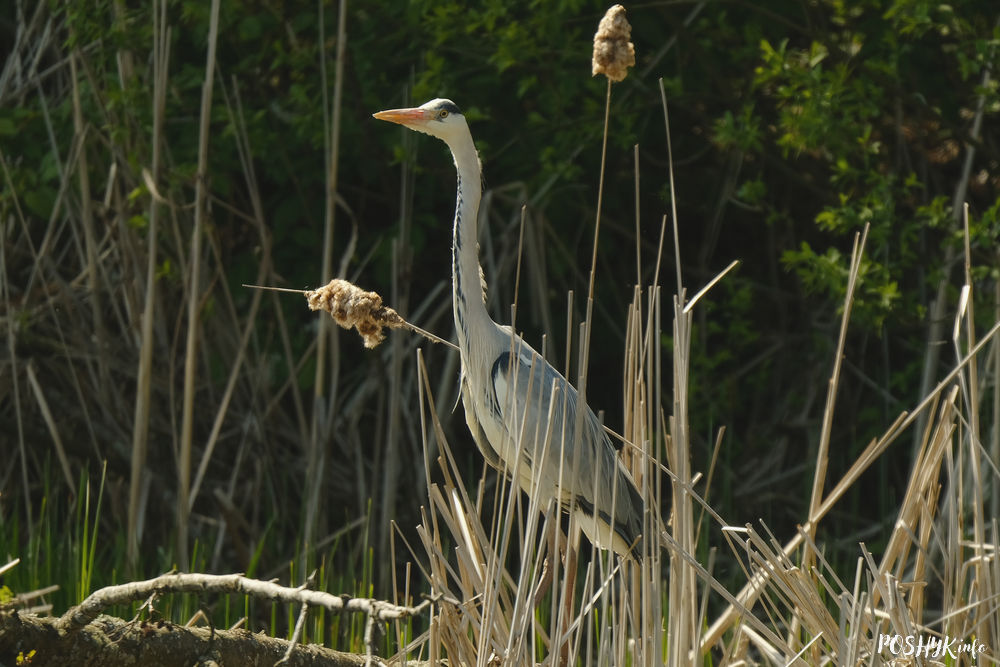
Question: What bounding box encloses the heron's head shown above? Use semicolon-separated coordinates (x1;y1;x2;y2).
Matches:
373;98;469;145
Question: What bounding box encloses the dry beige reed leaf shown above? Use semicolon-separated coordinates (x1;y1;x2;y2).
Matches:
592;4;635;82
306;278;404;348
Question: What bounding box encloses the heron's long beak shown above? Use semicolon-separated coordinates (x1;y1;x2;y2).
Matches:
373;107;431;127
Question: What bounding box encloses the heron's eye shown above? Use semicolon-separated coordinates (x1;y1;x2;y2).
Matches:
439;109;449;119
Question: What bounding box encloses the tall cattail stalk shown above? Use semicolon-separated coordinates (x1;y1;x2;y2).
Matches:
177;0;221;571
304;0;349;579
128;0;169;569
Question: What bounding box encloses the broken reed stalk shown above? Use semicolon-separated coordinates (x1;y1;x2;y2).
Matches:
245;279;456;350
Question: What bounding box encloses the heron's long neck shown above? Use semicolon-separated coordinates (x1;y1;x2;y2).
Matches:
450;137;491;358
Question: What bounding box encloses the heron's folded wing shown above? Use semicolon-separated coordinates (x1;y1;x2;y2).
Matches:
490;347;644;549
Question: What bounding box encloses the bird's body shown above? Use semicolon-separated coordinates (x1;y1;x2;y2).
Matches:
375;98;644;557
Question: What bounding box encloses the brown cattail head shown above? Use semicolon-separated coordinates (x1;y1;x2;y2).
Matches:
306;279;404;348
592;5;635;82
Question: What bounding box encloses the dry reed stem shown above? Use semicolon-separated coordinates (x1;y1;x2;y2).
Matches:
701;319;1000;654
25;361;75;495
187;77;275;518
177;0;221;570
914;46;994;454
707;358;998;662
127;0;170;569
587;3;634;301
313;0;348;390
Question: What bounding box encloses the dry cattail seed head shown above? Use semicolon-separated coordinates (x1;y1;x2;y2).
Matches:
592;5;635;82
306;279;404;348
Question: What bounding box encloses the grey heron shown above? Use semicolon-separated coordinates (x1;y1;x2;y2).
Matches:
374;98;645;558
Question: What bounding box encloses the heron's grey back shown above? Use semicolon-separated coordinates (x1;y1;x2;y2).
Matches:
490;343;643;553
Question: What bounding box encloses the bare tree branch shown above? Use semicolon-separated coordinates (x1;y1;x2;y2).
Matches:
55;572;429;636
